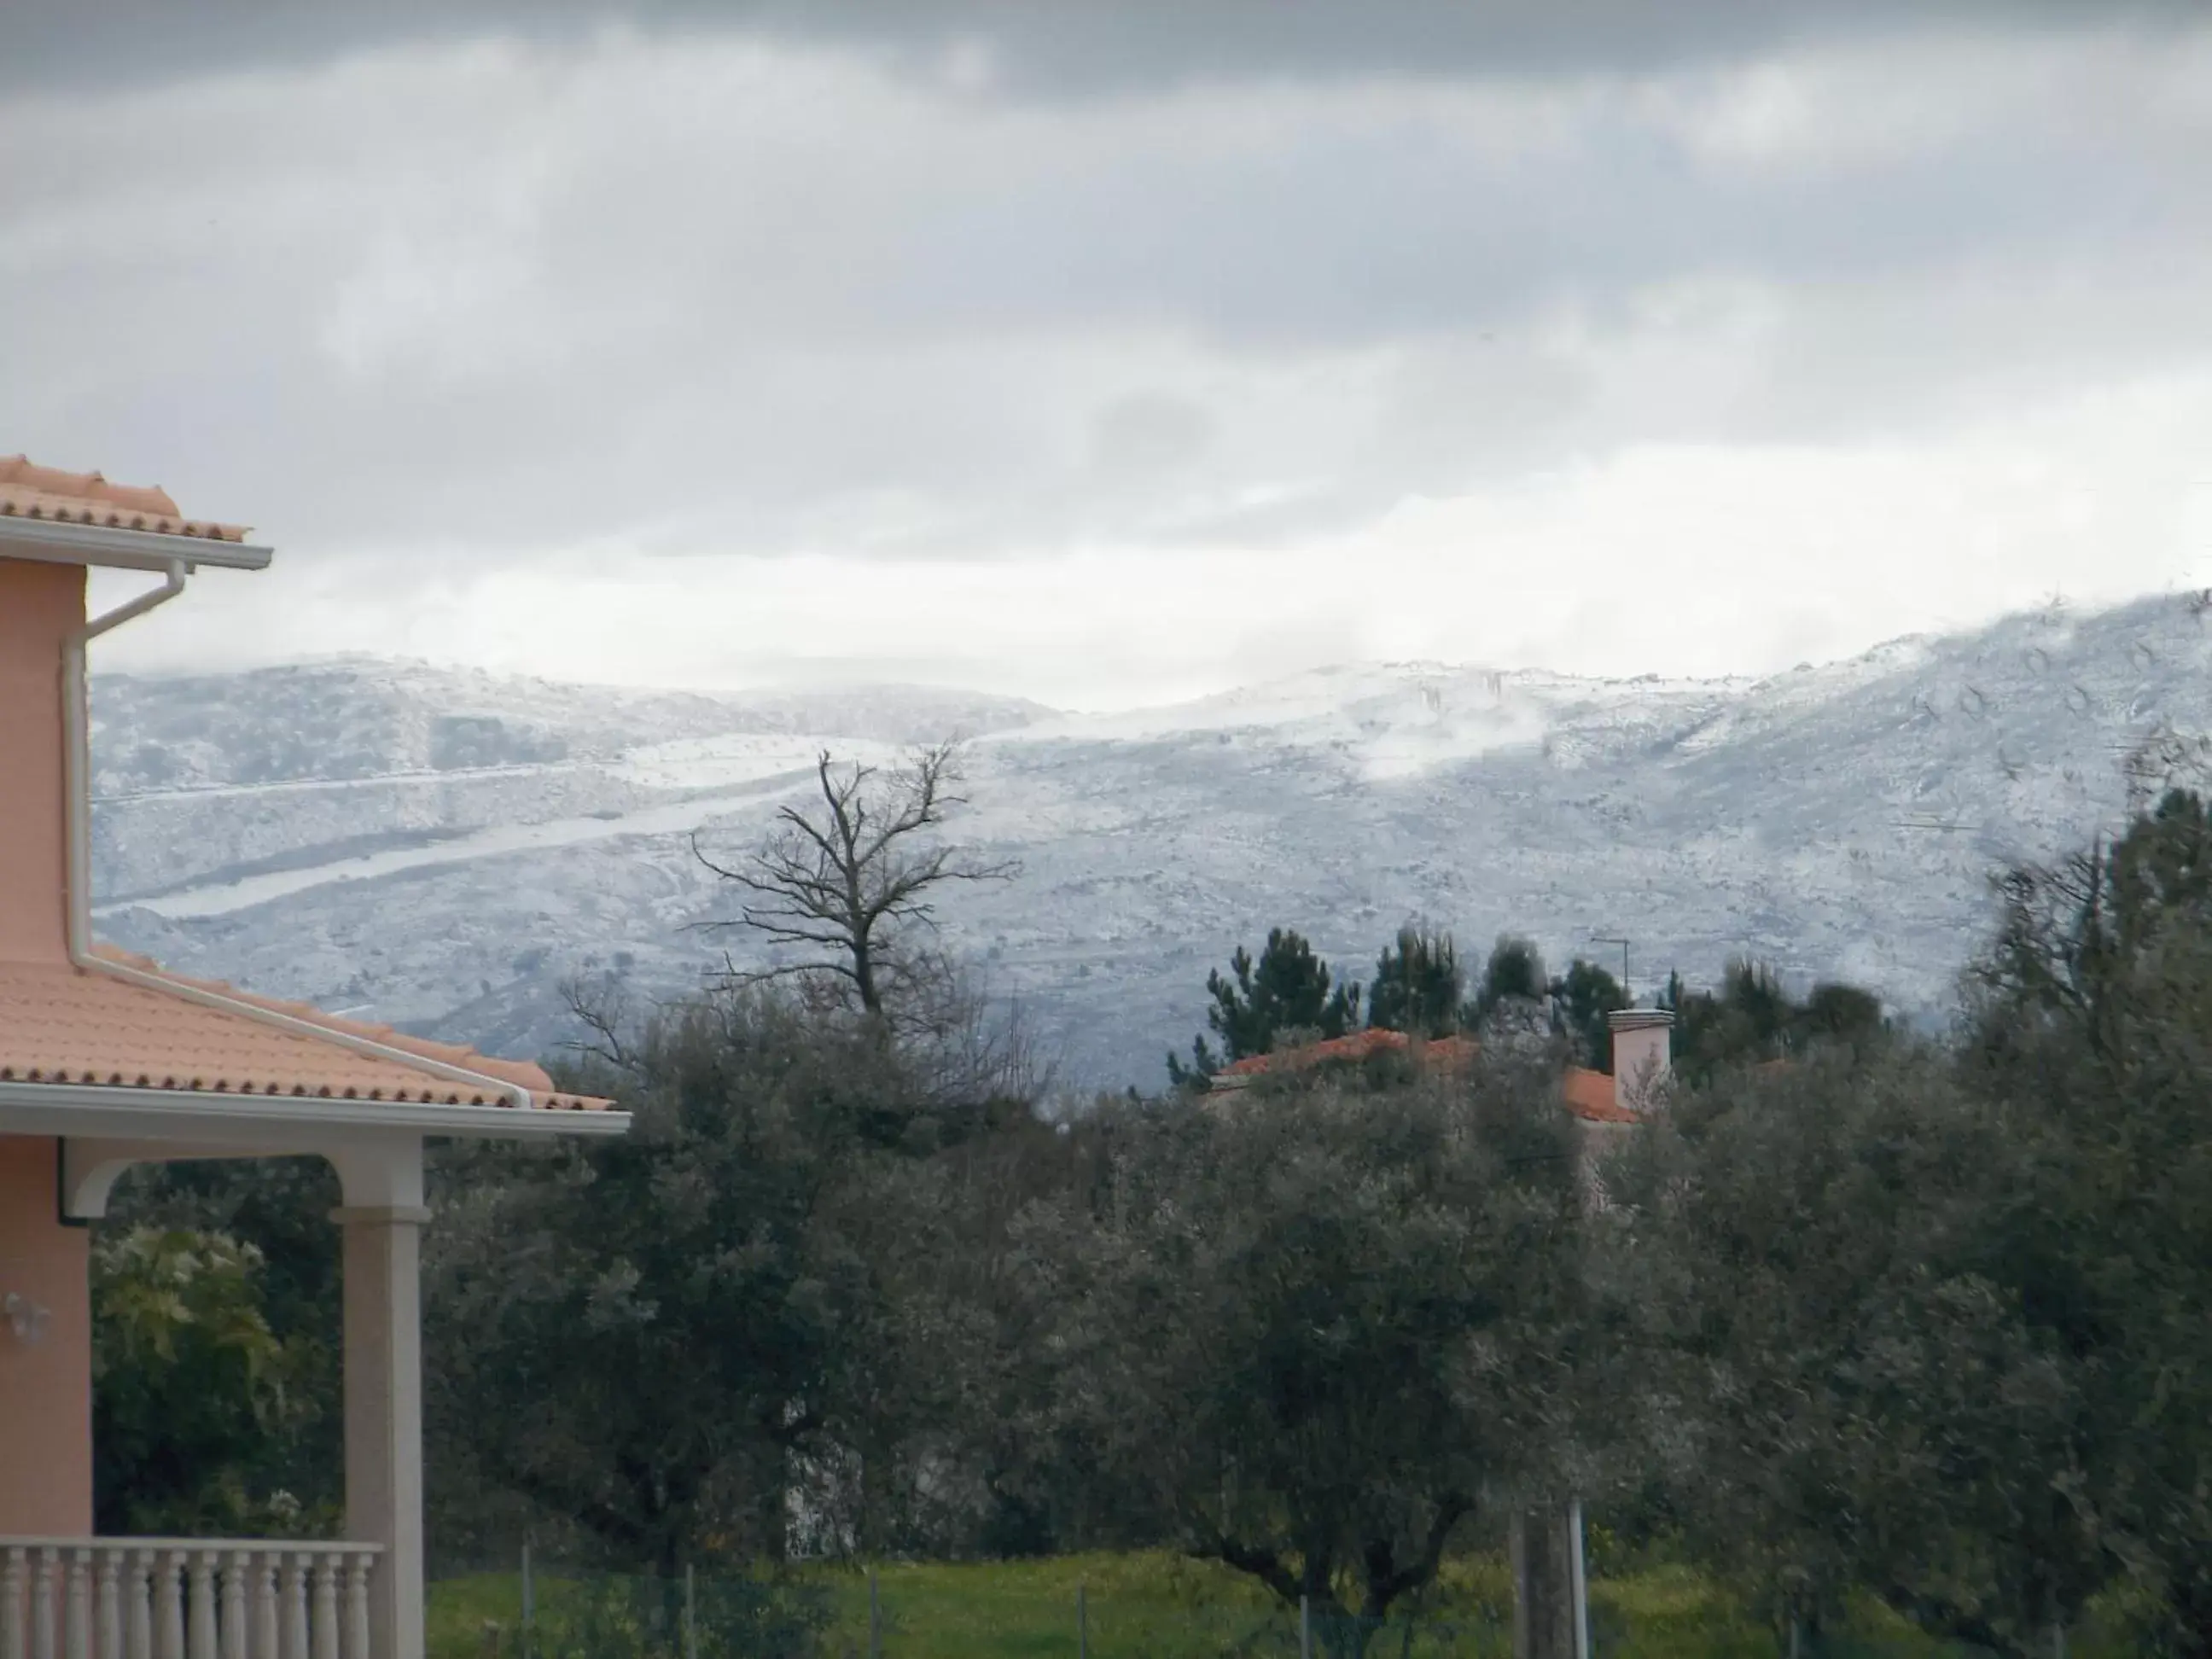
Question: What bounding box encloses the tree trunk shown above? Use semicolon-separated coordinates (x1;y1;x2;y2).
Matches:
1511;1505;1585;1659
851;935;880;1014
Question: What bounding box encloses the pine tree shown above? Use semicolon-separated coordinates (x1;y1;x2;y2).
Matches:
1549;958;1627;1070
1961;789;2212;1648
1472;934;1549;1020
1167;928;1361;1086
1664;958;1884;1079
1368;926;1464;1038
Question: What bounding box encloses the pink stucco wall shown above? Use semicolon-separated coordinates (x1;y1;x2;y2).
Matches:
0;1134;93;1535
0;558;82;968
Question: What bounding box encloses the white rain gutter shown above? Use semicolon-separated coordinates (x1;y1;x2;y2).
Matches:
0;1081;631;1140
55;556;545;1112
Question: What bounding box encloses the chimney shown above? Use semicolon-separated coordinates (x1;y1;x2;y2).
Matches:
1607;1008;1674;1113
0;559;86;963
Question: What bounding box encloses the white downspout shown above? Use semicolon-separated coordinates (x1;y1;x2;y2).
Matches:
63;558;188;962
58;562;535;1109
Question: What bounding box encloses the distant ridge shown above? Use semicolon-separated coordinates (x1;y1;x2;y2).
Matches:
90;591;2212;1090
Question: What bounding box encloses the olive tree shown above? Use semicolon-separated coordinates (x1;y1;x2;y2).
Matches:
1018;1056;1588;1653
1599;1047;2096;1656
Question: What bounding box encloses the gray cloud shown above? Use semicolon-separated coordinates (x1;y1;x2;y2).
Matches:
11;1;2198;97
4;6;2210;701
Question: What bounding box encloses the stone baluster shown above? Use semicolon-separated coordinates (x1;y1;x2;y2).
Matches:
185;1557;216;1659
306;1568;335;1659
124;1553;153;1659
95;1555;121;1659
63;1552;90;1659
153;1555;183;1659
249;1561;277;1659
339;1563;369;1659
32;1549;58;1659
3;1546;26;1659
217;1557;247;1659
279;1560;308;1659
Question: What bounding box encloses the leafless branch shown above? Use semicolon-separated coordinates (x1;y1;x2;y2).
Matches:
692;741;1018;1020
560;975;638;1072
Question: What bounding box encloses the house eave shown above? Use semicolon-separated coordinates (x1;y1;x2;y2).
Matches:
0;516;273;573
0;1080;630;1144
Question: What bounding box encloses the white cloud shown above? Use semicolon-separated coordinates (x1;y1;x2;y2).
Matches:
14;15;2212;705
90;363;2212;710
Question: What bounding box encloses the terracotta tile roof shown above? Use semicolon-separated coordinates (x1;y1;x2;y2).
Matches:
0;456;249;543
1208;1028;1647;1124
1562;1065;1639;1124
1217;1028;1481;1079
1219;1027;1400;1076
0;952;611;1111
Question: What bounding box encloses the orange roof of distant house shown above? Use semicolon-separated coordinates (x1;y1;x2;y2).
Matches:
0;456;250;543
1218;1028;1480;1079
1220;1028;1807;1109
1561;1065;1639;1124
1210;1027;1647;1124
0;948;611;1111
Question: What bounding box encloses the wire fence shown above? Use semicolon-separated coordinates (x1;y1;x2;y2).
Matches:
434;1575;1502;1659
428;1553;2078;1659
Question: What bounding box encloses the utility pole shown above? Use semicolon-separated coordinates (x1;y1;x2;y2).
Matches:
1511;1505;1588;1659
1515;939;1616;1659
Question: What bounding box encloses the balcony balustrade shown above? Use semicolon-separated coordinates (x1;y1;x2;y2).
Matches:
0;1541;382;1659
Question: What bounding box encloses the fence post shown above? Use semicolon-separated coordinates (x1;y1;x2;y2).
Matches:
683;1567;696;1659
1076;1583;1087;1659
519;1546;533;1659
1569;1500;1590;1659
866;1569;881;1659
1300;1593;1311;1659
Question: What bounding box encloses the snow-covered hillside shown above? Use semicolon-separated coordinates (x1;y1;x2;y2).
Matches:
89;594;2212;1090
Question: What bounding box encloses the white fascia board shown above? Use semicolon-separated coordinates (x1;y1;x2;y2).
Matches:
0;517;274;573
0;1081;629;1145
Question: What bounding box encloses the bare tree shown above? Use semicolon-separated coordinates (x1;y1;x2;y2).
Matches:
694;742;1017;1023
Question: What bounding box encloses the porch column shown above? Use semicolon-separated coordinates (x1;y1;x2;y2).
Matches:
332;1139;427;1659
0;1136;92;1535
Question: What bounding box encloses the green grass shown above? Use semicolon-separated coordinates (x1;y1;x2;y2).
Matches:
815;1552;1288;1657
426;1570;532;1659
422;1554;1770;1659
427;1551;2145;1658
431;1553;1304;1659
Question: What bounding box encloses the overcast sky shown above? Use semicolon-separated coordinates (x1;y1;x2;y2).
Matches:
8;2;2209;709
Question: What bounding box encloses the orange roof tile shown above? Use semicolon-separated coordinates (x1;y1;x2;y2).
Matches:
0;955;611;1111
1562;1065;1639;1124
0;456;249;543
1220;1027;1404;1077
1208;1031;1651;1124
1217;1028;1483;1079
1421;1033;1481;1070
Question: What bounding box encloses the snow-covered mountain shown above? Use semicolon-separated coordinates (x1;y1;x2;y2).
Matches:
90;594;2212;1091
